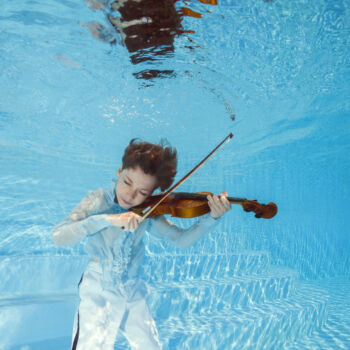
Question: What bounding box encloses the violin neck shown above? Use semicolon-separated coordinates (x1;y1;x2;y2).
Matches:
227;196;246;204
168;192;245;204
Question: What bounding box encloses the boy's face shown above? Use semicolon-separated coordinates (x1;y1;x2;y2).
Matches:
115;166;158;209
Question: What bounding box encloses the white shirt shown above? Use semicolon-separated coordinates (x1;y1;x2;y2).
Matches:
52;179;219;293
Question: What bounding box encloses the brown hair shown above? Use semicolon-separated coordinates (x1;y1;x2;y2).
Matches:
122;139;177;191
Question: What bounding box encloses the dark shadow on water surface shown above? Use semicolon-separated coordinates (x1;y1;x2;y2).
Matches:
83;0;217;80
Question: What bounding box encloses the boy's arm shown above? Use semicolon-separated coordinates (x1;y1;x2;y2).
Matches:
148;192;230;248
148;214;219;249
52;189;110;247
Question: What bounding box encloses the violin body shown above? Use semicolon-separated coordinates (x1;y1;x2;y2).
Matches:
131;192;278;219
131;192;213;218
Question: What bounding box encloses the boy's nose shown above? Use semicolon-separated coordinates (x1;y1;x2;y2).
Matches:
129;190;137;199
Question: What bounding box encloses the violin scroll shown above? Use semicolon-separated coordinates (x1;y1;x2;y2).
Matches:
242;200;278;219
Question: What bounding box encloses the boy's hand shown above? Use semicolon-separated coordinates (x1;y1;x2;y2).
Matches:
106;212;142;232
207;192;231;219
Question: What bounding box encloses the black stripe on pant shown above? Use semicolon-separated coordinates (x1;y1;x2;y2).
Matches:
72;313;80;350
72;274;84;350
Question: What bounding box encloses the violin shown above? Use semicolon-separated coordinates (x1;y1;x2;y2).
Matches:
134;133;278;222
131;192;277;219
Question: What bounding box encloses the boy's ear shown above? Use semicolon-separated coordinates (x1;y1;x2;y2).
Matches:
116;167;122;177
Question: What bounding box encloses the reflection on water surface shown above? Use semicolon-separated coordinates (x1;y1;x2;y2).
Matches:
84;0;217;79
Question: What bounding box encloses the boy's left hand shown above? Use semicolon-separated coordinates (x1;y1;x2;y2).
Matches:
207;192;231;219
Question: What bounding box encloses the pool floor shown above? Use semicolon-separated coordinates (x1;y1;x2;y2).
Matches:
1;253;349;349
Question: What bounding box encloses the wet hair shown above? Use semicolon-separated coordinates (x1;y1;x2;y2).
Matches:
122;138;177;191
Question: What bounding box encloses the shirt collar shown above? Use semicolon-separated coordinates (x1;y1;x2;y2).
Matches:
107;178;129;213
107;178;118;204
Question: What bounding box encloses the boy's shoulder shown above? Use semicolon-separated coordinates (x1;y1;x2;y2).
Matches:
87;187;105;197
81;187;110;209
90;186;112;201
78;179;115;212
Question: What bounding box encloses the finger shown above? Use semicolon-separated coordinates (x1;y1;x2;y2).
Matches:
209;198;222;216
130;213;142;224
125;216;134;232
208;196;218;212
132;216;139;231
213;197;230;216
128;218;134;232
131;215;141;231
220;194;231;210
208;195;228;217
213;194;226;210
210;194;219;206
208;201;219;218
208;199;215;211
207;195;218;209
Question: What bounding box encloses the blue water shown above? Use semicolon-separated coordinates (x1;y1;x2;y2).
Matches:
0;0;349;349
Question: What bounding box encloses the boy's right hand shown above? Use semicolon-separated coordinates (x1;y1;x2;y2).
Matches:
106;212;142;232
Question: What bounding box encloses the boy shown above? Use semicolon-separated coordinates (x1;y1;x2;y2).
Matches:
52;139;231;350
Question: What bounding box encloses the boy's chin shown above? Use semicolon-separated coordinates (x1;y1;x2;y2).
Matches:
119;201;130;209
115;196;129;209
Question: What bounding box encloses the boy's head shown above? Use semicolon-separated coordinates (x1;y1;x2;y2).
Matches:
121;139;177;191
115;139;177;208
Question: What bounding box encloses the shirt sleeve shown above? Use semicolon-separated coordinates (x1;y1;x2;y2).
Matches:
52;189;110;247
148;214;220;249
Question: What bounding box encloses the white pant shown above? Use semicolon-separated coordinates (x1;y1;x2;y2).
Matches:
71;261;162;350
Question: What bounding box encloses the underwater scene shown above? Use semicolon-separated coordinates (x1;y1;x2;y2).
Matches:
0;0;349;349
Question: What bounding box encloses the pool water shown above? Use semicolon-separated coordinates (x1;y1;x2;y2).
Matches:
0;0;349;349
